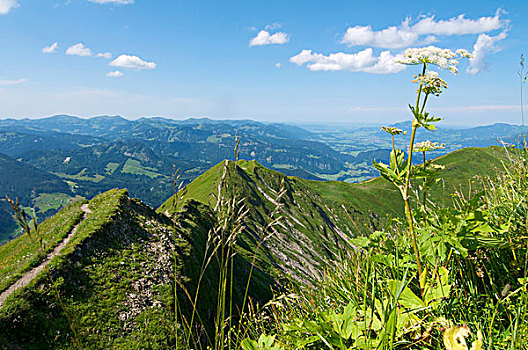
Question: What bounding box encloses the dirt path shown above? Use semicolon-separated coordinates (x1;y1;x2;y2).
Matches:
0;204;93;307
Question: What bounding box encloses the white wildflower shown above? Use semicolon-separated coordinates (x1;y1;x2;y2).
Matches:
397;46;472;74
456;49;472;58
413;140;446;152
412;71;448;96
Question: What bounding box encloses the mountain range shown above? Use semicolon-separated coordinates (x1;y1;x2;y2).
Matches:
0;115;523;243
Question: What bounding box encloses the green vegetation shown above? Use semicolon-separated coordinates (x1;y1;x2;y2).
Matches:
241;146;528;349
237;49;528;349
0;200;85;293
0;143;521;349
53;168;105;183
32;193;83;214
121;158;164;178
104;161;120;174
0;189;178;348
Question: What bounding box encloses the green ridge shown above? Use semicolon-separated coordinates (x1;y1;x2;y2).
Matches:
159;146;508;283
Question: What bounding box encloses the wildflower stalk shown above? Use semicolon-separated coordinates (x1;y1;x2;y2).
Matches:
403;122;422;280
402;63;427;282
422;151;427;225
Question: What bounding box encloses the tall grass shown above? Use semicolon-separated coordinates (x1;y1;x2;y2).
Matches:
168;159;285;349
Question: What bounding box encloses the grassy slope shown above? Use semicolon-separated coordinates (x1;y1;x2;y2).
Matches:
0;201;85;293
0;189;180;348
0;188;274;348
159;146;508;283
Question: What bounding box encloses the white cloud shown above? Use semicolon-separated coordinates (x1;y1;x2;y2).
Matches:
88;0;134;4
275;63;281;68
412;12;505;35
249;30;289;47
290;48;405;74
96;52;112;59
341;20;420;49
0;78;27;85
42;42;58;54
106;70;124;77
66;43;93;56
364;51;406;74
0;0;18;15
341;11;507;49
467;31;507;74
109;54;156;70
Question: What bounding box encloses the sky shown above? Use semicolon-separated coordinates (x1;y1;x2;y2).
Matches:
0;0;527;125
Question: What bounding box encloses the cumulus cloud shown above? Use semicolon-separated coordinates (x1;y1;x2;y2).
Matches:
412;12;505;35
0;0;18;15
109;54;156;70
96;52;112;59
42;42;58;54
88;0;134;4
106;70;124;77
290;48;405;74
341;11;507;49
467;31;508;74
341;20;421;49
66;43;93;56
249;30;289;47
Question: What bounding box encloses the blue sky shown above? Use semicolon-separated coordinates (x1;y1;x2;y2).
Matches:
0;0;526;125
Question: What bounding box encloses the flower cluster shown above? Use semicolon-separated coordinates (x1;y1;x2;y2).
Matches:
412;140;446;152
412;71;448;96
397;46;472;74
381;126;406;135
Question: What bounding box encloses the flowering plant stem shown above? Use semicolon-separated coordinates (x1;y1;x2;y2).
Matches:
402;63;427;287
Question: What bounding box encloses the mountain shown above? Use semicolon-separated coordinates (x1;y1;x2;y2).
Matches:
0;146;510;347
159;146;507;282
0;129;100;158
0;115;131;137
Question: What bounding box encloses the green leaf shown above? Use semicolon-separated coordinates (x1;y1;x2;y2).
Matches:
388;280;424;310
241;338;259;350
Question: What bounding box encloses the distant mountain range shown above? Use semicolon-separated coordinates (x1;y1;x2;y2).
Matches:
0;115;523;242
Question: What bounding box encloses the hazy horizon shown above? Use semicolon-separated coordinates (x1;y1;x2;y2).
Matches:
0;112;524;129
